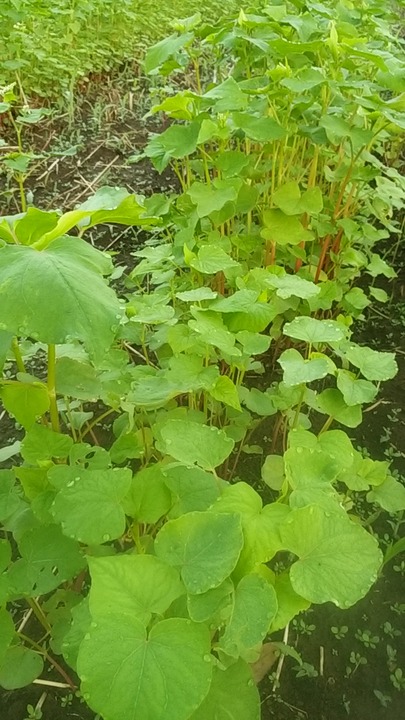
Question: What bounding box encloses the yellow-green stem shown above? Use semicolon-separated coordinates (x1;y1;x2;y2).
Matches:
47;344;60;433
11;337;25;373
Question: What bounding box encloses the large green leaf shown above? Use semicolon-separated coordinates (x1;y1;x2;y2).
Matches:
157;419;235;471
270;572;310;633
343;344;397;381
155;512;243;594
0;609;14;663
367;476;405;513
187;579;233;624
0;470;21;521
232;113;286;141
0;380;50;429
336;370;377;406
278;349;332;386
78;615;212;720
87;555;184;624
0;238;122;359
280;506;382;608
0;646;43;689
144;32;193;73
261;210;313;245
163;464;221;518
123;463;172;523
212;484;288;574
283;317;345;344
219;574;278;658
49;466;132;545
7;524;85;597
21;425;73;464
189;309;241;357
190;660;260;720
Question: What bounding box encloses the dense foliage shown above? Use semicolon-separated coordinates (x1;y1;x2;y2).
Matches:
0;1;404;719
0;0;239;99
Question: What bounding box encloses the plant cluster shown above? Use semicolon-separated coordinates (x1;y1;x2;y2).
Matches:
0;2;404;719
0;0;239;102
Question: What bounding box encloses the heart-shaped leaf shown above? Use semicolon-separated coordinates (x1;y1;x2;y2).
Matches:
78;616;212;720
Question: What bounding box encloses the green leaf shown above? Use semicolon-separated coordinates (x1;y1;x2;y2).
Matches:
0;646;43;689
0;539;11;572
0;381;50;429
144;33;193;73
49;467;132;545
62;597;91;671
219;574;278;658
187;579;233;623
280;506;382;608
368;287;388;303
204;78;248;112
155;512;243;594
210;290;259;314
336;370;377;406
367;477;405;513
212;484;288;573
343;344;397;381
0;609;15;663
236;331;271;355
123;464;172;524
78;616;212;720
268;274;320;300
21;425;73;464
187;180;239;219
0;238;122;360
338;453;388;492
281;68;325;92
176;287;217;302
209;376;241;411
0;441;21;464
232;113;286;142
15;467;49;500
283;317;345;344
190;245;240;273
145;122;201;171
316;389;362;428
272;182;301;215
366;253;396;279
190;659;260;720
189;309;241;356
261;210;313;245
157;419;234;471
163;464;221;518
271;572;310;633
13;208;60;245
88;555;184;624
56;357;102;401
7;525;84;597
0;470;21;521
279;349;332;386
261;455;284;491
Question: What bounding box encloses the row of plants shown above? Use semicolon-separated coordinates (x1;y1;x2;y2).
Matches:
0;1;405;718
0;0;239;102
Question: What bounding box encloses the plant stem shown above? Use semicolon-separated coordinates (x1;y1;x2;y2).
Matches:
47;344;60;432
11;337;25;373
27;597;51;634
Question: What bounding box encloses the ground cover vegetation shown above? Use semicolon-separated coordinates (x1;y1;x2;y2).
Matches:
0;0;240;102
0;1;404;719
